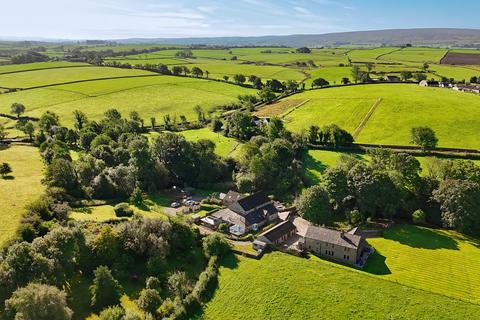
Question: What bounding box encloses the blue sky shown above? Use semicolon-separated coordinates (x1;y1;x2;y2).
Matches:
2;0;480;39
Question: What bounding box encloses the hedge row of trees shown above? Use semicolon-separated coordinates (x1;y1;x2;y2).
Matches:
296;148;480;236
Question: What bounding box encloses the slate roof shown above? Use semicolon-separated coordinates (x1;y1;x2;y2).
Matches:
222;190;245;204
258;220;296;243
229;192;271;214
305;225;363;249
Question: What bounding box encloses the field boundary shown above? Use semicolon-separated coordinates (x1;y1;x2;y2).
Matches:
280;99;311;118
352;97;382;139
0;64;93;76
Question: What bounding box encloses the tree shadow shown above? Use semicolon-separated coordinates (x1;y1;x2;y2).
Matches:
303;152;328;185
71;207;93;214
362;250;391;275
1;175;14;180
384;224;459;250
220;252;240;270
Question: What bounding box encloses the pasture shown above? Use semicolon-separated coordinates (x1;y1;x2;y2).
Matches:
0;76;255;127
0;61;90;74
0;66;154;89
0;145;44;247
347;47;400;62
366;224;480;304
378;47;448;63
280;84;480;149
199;251;480;320
179;128;241;157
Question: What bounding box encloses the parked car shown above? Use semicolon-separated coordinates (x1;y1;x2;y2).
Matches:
171;202;181;208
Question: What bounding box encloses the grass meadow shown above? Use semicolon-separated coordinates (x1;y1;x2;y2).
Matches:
365;224;480;304
0;66;154;89
179;128;241;157
280;84;480;149
0;145;44;247
347;47;400;62
199;251;480;320
0;61;90;74
378;47;448;63
0;76;255;127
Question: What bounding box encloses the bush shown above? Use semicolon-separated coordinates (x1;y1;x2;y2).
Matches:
99;306;125;320
202;233;231;258
114;203;134;217
412;209;426;225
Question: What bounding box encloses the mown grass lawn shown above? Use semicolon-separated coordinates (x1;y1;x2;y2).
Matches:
199;251;480;320
366;224;480;303
0;145;44;247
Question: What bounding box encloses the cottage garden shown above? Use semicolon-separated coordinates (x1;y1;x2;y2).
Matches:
1;44;480;319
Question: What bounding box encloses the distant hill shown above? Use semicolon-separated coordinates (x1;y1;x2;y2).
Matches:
118;28;480;48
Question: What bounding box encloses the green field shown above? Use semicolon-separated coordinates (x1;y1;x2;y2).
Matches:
305;66;353;86
0;61;90;74
179;128;241;157
0;66;154;89
429;64;480;81
347;47;400;62
366;224;480;304
0;76;255;127
199;251;480;320
378;47;448;63
0;145;44;247
281;84;480;149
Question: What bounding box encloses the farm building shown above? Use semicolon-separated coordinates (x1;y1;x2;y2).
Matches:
210;192;278;236
303;225;370;266
453;84;480;94
419;80;440;87
253;220;297;250
383;75;400;82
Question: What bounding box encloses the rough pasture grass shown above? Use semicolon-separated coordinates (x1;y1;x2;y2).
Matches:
80;44;178;52
199;251;480;320
366;224;480;304
179;128;241;157
0;61;90;74
305;66;352;86
347;47;400;62
282;84;480;149
0;66;154;89
0;76;255;127
0;145;44;247
378;47;448;63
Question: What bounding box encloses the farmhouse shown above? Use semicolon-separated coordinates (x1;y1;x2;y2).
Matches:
219;190;245;206
304;225;367;266
253;220;297;250
419;80;440;87
210;192;278;236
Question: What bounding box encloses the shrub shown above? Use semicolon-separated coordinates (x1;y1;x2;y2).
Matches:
114;203;134;217
202;233;231;258
99;306;125;320
412;209;426;225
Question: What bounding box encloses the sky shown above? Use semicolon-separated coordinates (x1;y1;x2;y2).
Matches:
1;0;480;40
